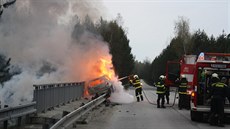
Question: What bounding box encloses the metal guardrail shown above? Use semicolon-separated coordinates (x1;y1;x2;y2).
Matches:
0;102;36;122
33;82;84;113
50;94;106;129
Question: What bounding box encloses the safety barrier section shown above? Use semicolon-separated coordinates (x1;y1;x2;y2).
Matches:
0;102;36;122
50;94;106;129
33;82;85;113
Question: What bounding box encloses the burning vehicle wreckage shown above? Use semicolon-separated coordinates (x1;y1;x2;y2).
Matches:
85;75;115;105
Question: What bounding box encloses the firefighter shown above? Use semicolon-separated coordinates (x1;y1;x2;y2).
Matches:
164;76;170;104
156;75;166;108
177;74;189;110
132;75;144;102
208;73;227;127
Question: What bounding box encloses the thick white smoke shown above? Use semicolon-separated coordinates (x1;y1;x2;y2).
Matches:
110;79;135;104
0;0;134;106
0;0;105;106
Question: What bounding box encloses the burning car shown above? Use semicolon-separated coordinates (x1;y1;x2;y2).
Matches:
87;75;114;97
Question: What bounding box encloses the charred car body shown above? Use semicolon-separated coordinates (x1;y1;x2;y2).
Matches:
87;75;114;98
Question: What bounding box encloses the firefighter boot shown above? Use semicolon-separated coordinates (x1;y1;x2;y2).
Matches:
140;95;144;101
166;96;169;104
161;99;165;108
137;97;140;102
157;101;160;108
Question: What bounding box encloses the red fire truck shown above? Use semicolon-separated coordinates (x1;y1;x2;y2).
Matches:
190;53;230;121
165;53;230;121
165;55;196;93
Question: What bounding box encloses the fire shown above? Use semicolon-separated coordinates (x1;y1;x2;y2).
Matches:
99;58;114;79
83;56;115;97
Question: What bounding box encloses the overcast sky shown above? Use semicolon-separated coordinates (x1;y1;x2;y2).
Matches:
102;0;229;62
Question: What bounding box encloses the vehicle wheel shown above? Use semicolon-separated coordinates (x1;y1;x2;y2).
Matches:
190;110;203;122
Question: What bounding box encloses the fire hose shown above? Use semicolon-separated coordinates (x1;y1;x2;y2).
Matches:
118;75;178;107
142;86;178;107
118;76;129;81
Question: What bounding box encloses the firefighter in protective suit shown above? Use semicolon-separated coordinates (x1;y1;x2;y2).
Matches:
177;75;189;110
208;73;227;127
132;75;144;102
156;75;166;108
164;75;170;104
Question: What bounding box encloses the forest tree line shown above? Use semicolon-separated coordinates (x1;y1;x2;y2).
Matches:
135;17;230;85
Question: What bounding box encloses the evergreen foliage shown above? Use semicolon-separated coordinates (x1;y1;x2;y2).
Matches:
140;17;230;84
97;18;135;78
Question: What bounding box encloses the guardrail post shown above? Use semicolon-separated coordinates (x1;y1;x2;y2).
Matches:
3;120;7;129
0;102;36;128
43;85;47;113
17;116;22;127
3;105;8;129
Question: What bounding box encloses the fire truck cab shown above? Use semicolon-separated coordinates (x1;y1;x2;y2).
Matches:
190;53;230;121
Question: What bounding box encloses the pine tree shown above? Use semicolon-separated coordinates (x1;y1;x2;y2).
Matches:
97;18;135;78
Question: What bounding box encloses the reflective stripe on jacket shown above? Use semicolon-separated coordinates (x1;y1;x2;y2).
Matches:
211;82;226;88
210;82;227;97
132;79;142;89
179;82;188;95
156;81;165;94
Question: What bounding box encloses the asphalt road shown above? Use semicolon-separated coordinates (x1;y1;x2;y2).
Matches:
75;81;230;129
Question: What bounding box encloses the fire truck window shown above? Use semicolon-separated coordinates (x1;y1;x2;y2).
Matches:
167;63;180;83
168;73;178;82
197;69;205;105
197;69;230;106
197;68;212;105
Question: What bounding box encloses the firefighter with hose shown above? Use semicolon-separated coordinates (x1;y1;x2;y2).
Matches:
176;74;190;110
131;75;144;102
164;75;170;104
155;75;166;108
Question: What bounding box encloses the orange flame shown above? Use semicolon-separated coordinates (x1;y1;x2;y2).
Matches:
84;56;115;97
99;58;114;79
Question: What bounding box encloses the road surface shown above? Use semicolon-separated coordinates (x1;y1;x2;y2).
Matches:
75;81;230;129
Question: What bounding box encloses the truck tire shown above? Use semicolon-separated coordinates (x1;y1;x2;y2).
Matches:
190;110;203;122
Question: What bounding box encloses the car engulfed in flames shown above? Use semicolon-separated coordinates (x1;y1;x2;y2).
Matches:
87;75;113;96
83;56;115;98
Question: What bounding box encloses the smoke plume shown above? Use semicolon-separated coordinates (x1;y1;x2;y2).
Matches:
0;0;106;106
0;0;134;106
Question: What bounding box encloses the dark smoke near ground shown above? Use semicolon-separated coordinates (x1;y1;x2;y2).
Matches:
0;0;110;106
